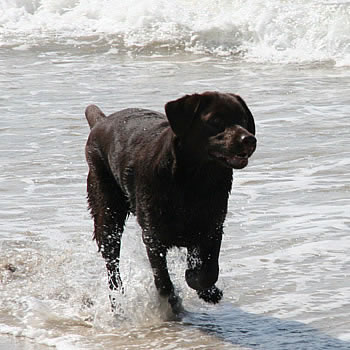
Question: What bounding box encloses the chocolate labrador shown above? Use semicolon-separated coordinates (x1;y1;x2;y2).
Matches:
85;91;256;313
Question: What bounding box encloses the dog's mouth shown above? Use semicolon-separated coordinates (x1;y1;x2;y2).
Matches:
209;152;249;169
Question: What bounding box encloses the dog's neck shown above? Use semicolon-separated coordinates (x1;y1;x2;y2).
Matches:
147;128;232;192
172;134;233;188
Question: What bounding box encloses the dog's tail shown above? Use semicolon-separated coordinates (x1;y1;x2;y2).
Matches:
85;105;106;129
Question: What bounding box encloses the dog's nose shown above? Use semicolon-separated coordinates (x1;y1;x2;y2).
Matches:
242;135;256;147
241;135;257;155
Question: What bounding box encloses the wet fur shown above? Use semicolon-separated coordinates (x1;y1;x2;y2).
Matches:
85;91;256;313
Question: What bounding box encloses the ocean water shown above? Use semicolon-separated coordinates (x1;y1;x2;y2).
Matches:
1;0;350;349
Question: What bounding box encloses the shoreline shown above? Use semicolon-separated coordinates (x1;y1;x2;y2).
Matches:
0;335;50;350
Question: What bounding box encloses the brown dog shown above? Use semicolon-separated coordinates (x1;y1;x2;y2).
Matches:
85;92;256;313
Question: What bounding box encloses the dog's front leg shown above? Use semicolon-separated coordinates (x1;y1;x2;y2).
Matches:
143;234;183;313
186;236;223;304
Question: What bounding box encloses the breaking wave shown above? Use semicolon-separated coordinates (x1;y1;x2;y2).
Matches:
1;1;350;61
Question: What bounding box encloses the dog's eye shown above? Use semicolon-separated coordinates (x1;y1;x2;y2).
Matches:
207;119;225;133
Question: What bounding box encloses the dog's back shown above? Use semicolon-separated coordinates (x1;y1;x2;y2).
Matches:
86;105;166;131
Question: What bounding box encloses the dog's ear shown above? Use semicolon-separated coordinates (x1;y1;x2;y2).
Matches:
233;94;256;135
165;94;201;137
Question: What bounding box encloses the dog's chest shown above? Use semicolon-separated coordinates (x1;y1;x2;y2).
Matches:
126;160;231;247
145;187;228;247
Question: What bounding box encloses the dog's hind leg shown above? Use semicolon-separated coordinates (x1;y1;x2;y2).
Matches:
87;156;129;310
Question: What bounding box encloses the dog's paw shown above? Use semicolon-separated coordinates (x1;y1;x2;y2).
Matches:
197;285;223;304
168;292;185;315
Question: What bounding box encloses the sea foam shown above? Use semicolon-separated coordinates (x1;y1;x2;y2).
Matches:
1;0;349;64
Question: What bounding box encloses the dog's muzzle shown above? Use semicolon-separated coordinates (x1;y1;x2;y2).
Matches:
209;132;257;169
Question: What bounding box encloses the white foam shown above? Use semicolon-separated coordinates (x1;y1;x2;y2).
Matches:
1;0;349;64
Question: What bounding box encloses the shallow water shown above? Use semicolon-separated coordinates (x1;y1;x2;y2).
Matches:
1;1;350;349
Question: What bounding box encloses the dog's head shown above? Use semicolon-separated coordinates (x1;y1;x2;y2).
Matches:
165;92;257;169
